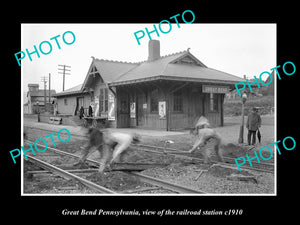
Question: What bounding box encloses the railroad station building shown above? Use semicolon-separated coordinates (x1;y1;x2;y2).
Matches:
55;40;244;130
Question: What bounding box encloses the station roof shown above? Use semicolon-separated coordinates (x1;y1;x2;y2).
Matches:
56;48;245;97
53;84;85;97
81;58;138;91
108;50;244;86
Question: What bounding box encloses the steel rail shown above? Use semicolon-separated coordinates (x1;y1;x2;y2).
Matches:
125;171;206;194
24;126;274;167
24;140;205;194
27;167;206;194
131;145;274;174
134;143;274;166
27;169;100;174
26;130;274;174
25;127;273;193
25;140;168;170
26;155;116;194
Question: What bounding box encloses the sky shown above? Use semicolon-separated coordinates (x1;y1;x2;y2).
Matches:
21;23;276;96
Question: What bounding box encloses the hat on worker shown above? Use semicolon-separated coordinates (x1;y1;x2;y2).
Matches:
195;116;210;128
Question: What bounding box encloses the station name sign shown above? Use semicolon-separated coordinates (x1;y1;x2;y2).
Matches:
202;85;229;94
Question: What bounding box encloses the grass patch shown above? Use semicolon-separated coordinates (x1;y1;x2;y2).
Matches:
224;96;274;116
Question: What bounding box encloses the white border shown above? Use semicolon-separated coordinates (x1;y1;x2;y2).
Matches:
20;23;277;197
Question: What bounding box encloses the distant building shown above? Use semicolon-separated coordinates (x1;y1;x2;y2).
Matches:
53;84;90;116
24;84;56;114
225;72;274;101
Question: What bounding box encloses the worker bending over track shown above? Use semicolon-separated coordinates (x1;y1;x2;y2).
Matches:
77;128;140;172
189;116;224;163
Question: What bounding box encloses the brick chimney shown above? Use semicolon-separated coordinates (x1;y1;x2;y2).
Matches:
148;40;160;61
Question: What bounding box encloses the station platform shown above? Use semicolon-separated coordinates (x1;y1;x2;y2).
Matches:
23;117;186;138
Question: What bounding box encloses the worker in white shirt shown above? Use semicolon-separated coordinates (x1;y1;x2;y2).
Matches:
106;132;139;162
189;116;224;163
77;128;140;172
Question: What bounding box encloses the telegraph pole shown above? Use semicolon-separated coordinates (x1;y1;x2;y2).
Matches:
41;76;48;112
238;93;248;143
58;64;71;91
48;73;51;103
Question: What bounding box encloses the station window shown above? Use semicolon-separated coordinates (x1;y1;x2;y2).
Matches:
104;88;108;112
150;89;159;113
173;91;183;112
99;89;104;112
209;93;219;112
64;98;68;105
99;88;109;112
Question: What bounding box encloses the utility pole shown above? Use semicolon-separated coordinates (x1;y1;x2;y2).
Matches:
238;93;248;143
41;76;48;112
58;64;71;91
49;73;51;103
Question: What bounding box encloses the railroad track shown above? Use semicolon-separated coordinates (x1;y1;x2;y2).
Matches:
132;144;275;174
23;140;206;194
26;155;116;194
24;125;274;174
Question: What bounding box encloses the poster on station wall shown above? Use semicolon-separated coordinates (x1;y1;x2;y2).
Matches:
130;102;136;118
108;93;115;120
159;101;166;119
94;96;99;117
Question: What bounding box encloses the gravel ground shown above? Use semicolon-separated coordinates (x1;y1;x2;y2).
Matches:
141;163;274;194
23;115;275;195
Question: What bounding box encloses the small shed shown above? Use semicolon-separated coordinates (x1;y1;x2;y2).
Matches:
53;84;90;116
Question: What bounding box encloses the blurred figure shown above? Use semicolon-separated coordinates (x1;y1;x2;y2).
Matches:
77;128;140;172
105;132;141;166
195;116;210;130
189;116;224;163
78;128;104;165
190;116;210;135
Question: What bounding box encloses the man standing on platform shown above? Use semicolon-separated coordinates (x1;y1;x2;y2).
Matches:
246;107;261;145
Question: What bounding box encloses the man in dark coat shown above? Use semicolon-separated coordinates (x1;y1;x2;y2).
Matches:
246;107;261;145
79;106;85;119
88;105;93;117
